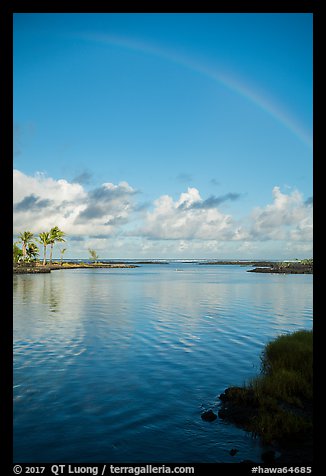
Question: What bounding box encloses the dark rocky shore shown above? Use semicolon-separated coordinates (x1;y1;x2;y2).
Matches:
248;262;313;274
217;386;313;465
13;262;138;274
201;330;313;465
200;260;313;274
13;264;51;274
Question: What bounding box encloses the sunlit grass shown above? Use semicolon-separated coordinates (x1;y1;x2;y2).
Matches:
222;330;313;443
248;329;313;442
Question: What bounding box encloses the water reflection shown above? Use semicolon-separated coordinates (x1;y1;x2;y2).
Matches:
13;265;313;463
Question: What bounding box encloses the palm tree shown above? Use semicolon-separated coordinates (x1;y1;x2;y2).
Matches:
18;231;34;261
59;247;67;266
38;232;51;266
13;243;23;264
26;242;39;261
88;248;99;263
49;226;66;264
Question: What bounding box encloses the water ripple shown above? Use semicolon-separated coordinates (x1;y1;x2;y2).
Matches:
13;266;312;463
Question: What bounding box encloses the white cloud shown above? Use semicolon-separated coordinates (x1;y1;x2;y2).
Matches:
13;170;313;259
13;169;136;237
13;169;86;204
177;187;201;208
249;186;312;241
138;187;238;240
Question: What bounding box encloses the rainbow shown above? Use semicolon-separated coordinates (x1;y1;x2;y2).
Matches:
79;32;312;149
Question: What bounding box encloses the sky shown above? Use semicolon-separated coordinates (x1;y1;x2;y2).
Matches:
13;13;313;260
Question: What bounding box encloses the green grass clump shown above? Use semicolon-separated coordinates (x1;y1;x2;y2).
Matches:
259;330;313;401
246;330;313;442
251;408;311;443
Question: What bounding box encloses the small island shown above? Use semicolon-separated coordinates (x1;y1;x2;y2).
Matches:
200;259;313;274
248;259;313;274
13;228;139;274
13;261;138;274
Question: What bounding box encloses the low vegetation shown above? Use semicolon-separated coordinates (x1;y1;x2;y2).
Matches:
250;329;312;442
219;329;313;445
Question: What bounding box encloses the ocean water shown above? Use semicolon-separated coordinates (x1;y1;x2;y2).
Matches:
13;264;313;463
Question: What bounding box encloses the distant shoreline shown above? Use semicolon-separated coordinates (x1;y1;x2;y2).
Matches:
200;260;313;274
199;260;275;266
13;262;139;274
13;259;313;274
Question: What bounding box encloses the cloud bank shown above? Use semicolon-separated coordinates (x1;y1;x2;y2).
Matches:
137;187;242;240
13;169;136;238
13;169;313;258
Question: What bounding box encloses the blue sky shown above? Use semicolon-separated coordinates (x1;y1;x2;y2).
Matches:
13;13;313;260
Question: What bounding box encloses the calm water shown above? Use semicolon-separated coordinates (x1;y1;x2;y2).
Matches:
13;264;313;463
